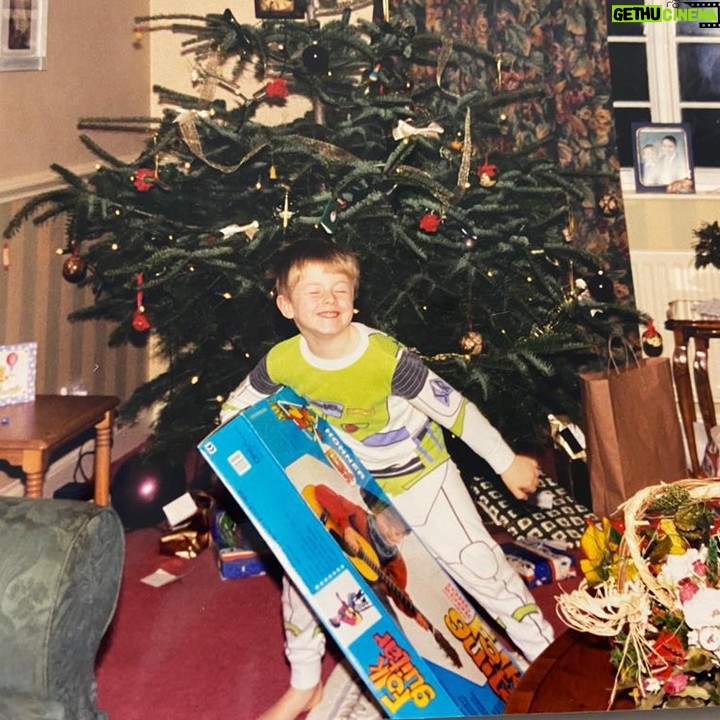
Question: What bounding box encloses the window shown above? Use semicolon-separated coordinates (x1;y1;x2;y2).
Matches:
607;0;720;187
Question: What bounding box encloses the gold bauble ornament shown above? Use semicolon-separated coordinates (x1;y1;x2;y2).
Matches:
459;330;483;355
61;253;87;284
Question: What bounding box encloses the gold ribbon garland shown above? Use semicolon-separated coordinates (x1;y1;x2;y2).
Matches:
199;52;221;104
436;36;460;99
456;107;472;197
175;110;269;173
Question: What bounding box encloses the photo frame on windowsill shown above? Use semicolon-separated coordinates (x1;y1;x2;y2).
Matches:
632;122;695;194
254;0;306;19
0;0;48;72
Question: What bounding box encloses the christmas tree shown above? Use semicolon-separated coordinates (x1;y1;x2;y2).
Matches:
3;4;642;460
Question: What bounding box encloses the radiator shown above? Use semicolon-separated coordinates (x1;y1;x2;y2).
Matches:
630;248;720;403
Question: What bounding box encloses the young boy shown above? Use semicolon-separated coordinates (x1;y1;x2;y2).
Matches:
220;237;555;720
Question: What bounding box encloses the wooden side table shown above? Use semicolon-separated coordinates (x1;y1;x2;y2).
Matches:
0;395;120;505
504;630;633;714
665;299;720;476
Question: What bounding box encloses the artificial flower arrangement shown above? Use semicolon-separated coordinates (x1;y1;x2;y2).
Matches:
557;478;720;709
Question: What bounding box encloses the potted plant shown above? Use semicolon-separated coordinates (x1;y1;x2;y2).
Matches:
692;220;720;269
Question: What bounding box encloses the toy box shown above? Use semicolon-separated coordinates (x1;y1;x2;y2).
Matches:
210;508;275;580
198;388;521;718
501;539;576;589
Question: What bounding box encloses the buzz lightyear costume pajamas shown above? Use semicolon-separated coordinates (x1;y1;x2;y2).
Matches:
220;323;555;689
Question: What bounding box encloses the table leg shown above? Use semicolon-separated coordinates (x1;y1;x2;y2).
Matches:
693;335;717;436
93;410;114;506
22;451;46;499
671;331;698;476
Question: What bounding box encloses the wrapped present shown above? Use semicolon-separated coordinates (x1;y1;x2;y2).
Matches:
211;508;274;580
501;538;576;589
159;511;210;559
159;493;213;559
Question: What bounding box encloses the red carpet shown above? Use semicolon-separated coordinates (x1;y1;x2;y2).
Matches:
95;527;339;720
95;525;579;719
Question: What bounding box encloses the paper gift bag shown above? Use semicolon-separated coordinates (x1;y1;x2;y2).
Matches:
580;356;687;518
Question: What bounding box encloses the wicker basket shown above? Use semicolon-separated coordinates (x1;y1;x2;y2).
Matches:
618;477;720;610
556;477;720;708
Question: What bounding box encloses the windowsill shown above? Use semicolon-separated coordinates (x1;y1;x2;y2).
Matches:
620;168;720;198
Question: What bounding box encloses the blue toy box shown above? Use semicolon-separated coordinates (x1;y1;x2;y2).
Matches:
198;388;521;718
501;539;576;589
210;508;275;580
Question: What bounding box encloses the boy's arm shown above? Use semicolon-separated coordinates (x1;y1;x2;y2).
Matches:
395;350;539;500
219;355;282;423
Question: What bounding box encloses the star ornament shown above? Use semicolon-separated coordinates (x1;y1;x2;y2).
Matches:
278;192;294;229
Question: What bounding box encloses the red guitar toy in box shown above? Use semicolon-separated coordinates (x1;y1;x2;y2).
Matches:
198;388;521;717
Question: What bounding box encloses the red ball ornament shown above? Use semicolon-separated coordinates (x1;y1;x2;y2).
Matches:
265;77;290;99
132;272;150;331
133;168;157;191
132;309;151;332
642;319;663;357
419;212;441;233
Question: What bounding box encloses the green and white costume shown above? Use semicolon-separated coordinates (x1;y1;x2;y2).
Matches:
221;324;554;689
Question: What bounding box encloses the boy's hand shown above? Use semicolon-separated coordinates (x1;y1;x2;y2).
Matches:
500;455;540;501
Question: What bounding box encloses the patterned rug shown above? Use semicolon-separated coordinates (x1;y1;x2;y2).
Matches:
467;473;595;545
306;660;385;720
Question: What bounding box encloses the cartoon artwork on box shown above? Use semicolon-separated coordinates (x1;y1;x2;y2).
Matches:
0;342;37;406
199;388;523;717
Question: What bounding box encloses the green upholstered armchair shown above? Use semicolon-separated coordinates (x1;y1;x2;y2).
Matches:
0;496;124;720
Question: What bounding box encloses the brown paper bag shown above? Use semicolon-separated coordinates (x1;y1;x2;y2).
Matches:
580;355;687;518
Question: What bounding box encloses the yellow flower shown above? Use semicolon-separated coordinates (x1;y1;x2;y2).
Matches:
579;518;612;586
579;517;635;586
658;518;688;555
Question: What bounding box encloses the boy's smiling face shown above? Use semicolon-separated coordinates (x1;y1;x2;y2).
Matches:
276;261;356;346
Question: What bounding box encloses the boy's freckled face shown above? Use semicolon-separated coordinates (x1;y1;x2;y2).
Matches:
276;262;356;340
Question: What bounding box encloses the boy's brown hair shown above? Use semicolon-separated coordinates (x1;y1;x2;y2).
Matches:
271;237;360;296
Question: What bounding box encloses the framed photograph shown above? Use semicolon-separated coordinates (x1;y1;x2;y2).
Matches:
632;122;695;194
0;0;47;72
0;341;37;406
254;0;306;19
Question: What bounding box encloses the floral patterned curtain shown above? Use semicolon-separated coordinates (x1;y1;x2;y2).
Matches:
389;0;634;303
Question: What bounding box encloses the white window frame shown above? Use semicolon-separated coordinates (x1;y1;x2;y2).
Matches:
610;5;720;193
